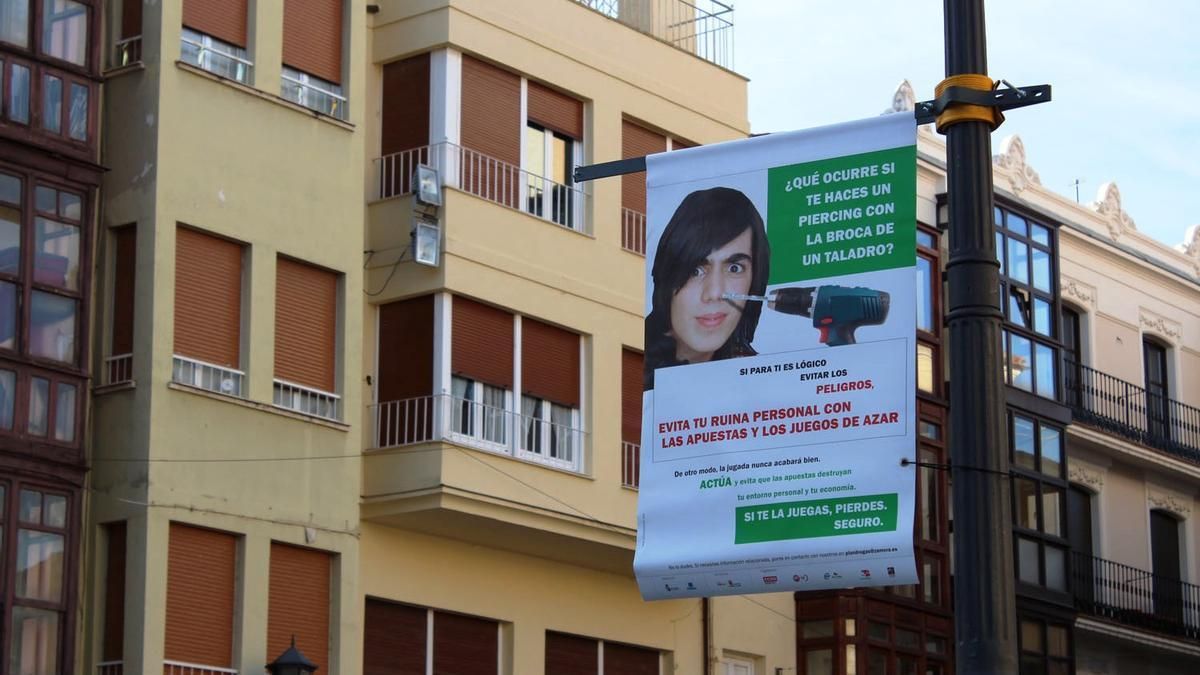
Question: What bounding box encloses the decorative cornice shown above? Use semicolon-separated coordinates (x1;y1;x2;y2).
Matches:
993;135;1041;194
1060;275;1097;309
1090;182;1138;241
1068;464;1105;491
1147;489;1191;518
1178;224;1200;276
1139;308;1182;344
884;79;916;114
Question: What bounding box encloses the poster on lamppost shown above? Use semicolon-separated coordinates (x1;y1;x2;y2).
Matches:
633;114;919;600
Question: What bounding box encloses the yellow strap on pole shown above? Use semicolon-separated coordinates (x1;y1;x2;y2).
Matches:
934;74;1004;133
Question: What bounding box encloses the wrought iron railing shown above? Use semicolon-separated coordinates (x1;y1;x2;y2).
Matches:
1064;359;1200;463
373;143;590;234
573;0;735;69
622;207;647;255
370;394;586;472
622;441;640;488
1071;551;1200;640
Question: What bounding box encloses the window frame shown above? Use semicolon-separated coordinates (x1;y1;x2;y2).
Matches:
1010;412;1071;597
915;224;942;399
995;203;1061;401
0;0;98;74
280;64;347;120
179;26;253;85
523;121;579;229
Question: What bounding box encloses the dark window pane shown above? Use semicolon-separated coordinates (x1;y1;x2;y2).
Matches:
802;620;834;639
0;368;14;428
897;654;918;675
868;649;887;675
1009;288;1031;328
922;556;942;604
0;281;16;350
926;636;946;655
68;82;87;140
1010;334;1033;391
44;493;65;527
53;382;75;442
9;607;59;675
0;172;20;204
1031;223;1050;245
20;489;42;523
30;291;76;363
34;217;80;289
1041;426;1062;477
896;628;920;650
10;63;31;124
0;204;21;276
1032;248;1051;292
1033;298;1052;337
1013;416;1035;469
42;74;62;132
0;0;31;47
35;186;56;213
917;343;934;393
919;421;940;440
996;232;1006;275
28;377;49;435
1020;619;1043;653
42;0;88;66
1035;343;1056;398
1046;625;1069;657
1007;212;1028;236
1008;238;1029;284
920;448;939;542
1045;545;1066;591
869;621;889;641
917;255;933;331
58;190;80;220
1042;484;1064;536
1015;478;1038;530
805;649;833;675
16;529;64;600
1018;537;1040;584
917;230;934;248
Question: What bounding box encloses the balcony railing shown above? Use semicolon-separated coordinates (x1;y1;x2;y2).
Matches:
373;143;591;234
162;661;238;675
1072;551;1200;640
113;35;141;67
622;441;640;488
573;0;734;70
172;355;245;398
97;661;123;675
273;378;341;421
370;394;587;472
103;353;133;386
622;208;647;255
1064;359;1200;463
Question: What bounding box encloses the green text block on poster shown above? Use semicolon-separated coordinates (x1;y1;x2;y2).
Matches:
735;494;899;544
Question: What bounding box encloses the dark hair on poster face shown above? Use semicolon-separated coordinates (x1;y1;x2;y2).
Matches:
645;186;769;389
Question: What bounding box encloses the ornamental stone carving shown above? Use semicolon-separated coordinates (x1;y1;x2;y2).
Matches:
1068;464;1104;492
1148;489;1191;518
1090;182;1137;240
1178;224;1200;276
1060;275;1097;309
994;135;1041;194
884;80;917;114
1139;309;1182;344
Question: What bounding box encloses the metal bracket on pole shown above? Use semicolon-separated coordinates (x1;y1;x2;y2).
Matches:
573;156;646;183
914;81;1051;126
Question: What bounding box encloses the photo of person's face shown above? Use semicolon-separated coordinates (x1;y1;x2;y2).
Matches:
669;227;754;363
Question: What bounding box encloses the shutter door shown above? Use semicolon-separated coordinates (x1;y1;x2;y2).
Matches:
165;523;236;668
546;632;598;675
268;543;331;675
182;0;248;48
521;318;579;407
282;0;344;84
102;522;126;662
434;611;498;675
381;53;430;156
377;295;434;403
121;0;142;40
452;296;513;389
275;257;338;392
460;55;520;206
111;226;136;354
671;136;696;150
621;120;666;214
621;349;642;443
174;227;242;368
528;81;583;140
603;641;659;675
364;599;427;675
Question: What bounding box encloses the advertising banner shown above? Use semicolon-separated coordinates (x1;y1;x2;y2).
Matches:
634;114;919;600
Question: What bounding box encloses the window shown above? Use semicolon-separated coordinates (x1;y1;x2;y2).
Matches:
101;521;125;665
525;122;576;227
362;599;500;675
519;316;581;470
268;543;331;675
1060;306;1081;408
180;0;250;83
1018;617;1070;675
273;256;340;420
180;26;250;83
621;348;642;488
114;0;141;65
1011;413;1068;592
996;206;1058;399
105;225;135;385
0;2;94;143
173;226;244;396
545;632;662;674
915;226;941;396
0;0;91;66
1;484;72;675
281;0;345;118
451;375;508;445
621;120;667;254
165;523;237;671
1143;338;1169;439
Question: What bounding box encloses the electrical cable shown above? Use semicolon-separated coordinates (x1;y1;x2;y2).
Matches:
363;246;408;296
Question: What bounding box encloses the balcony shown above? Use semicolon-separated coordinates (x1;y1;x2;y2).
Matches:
621;441;640;488
572;0;734;70
1072;551;1200;641
621;208;647;255
373;143;589;234
1064;360;1200;463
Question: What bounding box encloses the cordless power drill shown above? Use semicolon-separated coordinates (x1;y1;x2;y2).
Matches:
726;285;891;346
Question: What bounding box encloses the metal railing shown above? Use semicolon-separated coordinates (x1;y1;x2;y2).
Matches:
162;661;238;675
171;355;245;398
273;378;341;421
373;143;590;234
97;661;123;675
1071;551;1200;640
622;207;647;255
113;35;141;67
573;0;734;69
103;353;133;386
622;441;640;488
1064;359;1200;463
180;36;253;84
370;394;586;472
281;72;347;120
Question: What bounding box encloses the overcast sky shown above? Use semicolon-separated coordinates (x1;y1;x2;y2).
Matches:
735;1;1199;249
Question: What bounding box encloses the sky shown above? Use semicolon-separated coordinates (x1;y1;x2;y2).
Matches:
734;1;1199;250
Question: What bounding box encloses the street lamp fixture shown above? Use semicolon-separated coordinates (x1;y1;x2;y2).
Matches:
266;636;317;675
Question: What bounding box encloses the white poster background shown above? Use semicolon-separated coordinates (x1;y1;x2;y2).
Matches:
634;114;919;600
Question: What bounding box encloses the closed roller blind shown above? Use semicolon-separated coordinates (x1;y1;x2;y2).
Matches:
165;523;236;667
528;81;582;140
377;295;433;403
621;349;643;443
452;296;513;389
174;227;242;368
111;226;136;355
182;0;248;48
381;53;430;156
545;632;598;675
275;257;338;392
268;543;331;675
363;599;427;675
461;55;521;205
282;0;344;84
102;522;126;662
603;641;659;675
621;120;666;214
121;0;142;40
521;318;579;407
434;612;498;675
